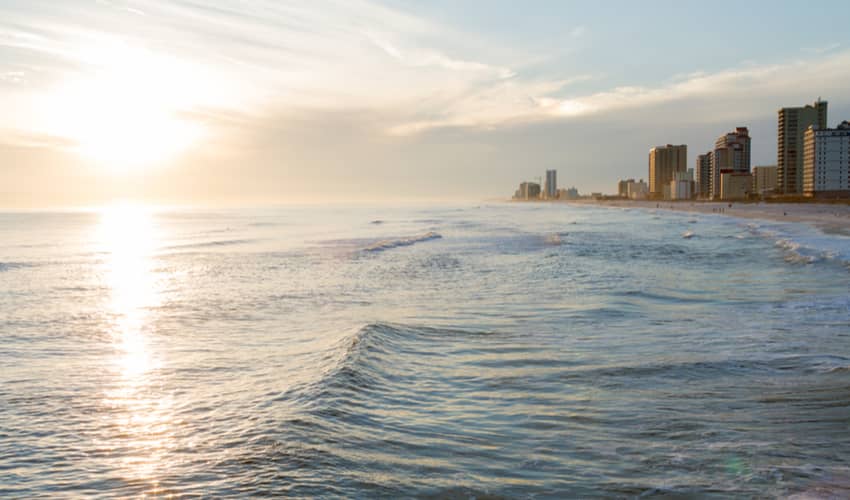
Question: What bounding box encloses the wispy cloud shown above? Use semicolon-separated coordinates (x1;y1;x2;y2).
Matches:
0;129;77;149
2;0;849;148
802;42;841;54
0;0;532;143
388;75;594;135
543;52;850;121
0;71;25;84
387;49;850;134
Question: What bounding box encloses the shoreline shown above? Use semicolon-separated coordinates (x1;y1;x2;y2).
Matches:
560;199;850;236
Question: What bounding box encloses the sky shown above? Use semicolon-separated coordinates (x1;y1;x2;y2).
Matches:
1;0;850;207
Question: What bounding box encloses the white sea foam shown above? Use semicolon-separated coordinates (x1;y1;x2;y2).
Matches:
741;221;850;267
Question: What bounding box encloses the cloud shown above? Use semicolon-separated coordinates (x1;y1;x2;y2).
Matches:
0;71;25;84
3;0;850;154
0;0;531;140
544;51;850;121
387;49;850;134
365;31;515;79
387;75;594;135
0;129;77;149
802;42;841;54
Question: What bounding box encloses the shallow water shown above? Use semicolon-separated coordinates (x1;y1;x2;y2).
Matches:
1;203;849;497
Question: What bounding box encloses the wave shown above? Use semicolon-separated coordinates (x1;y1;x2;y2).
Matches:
363;232;442;252
560;354;850;386
165;238;257;250
287;322;850;404
280;322;491;405
0;261;33;272
742;222;850;268
611;289;712;305
774;237;845;265
257;320;850;497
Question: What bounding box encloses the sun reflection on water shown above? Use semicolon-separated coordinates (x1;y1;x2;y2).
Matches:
98;203;161;375
96;203;174;488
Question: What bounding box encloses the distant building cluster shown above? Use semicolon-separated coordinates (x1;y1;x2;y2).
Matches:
617;178;648;200
512;169;580;201
612;97;848;201
510;96;848;202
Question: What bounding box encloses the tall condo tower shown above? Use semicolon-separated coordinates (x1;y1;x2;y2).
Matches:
710;127;751;199
544;169;557;199
695;152;712;199
802;121;850;198
777;98;827;194
648;144;687;199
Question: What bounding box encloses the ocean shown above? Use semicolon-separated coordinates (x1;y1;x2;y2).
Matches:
1;203;849;497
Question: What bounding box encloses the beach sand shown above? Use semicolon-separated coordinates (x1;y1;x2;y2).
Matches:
568;200;850;236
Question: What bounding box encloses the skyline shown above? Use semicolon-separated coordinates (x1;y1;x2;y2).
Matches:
2;1;850;206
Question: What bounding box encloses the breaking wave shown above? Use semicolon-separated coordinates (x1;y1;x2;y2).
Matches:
743;222;850;267
254;320;850;496
288;321;850;407
362;232;442;252
165;238;258;250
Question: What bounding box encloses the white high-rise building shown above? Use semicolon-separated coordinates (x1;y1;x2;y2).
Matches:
803;121;850;198
669;170;693;200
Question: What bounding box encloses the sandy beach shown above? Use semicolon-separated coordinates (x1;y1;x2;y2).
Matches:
567;200;850;236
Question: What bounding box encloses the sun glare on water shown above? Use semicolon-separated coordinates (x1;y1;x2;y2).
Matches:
96;202;176;485
97;202;162;376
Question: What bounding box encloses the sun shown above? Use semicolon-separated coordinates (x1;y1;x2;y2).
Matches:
45;44;203;173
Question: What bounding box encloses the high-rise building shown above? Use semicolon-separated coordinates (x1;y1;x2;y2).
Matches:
648;144;687;199
802;121;850;198
626;179;648;200
778;98;828;194
618;179;634;198
695;152;712;199
513;181;541;200
670;170;694;200
752;165;778;196
544;170;557;199
720;171;753;200
558;187;579;200
522;182;541;200
710;127;750;199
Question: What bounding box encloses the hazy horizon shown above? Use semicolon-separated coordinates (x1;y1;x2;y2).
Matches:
2;0;850;207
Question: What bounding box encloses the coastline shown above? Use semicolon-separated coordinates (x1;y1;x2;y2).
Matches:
562;200;850;237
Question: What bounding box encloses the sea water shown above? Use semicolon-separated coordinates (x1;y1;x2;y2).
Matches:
1;203;849;497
